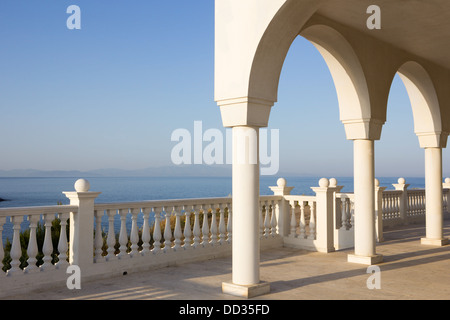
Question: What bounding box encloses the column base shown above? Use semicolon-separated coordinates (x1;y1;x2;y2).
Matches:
222;281;270;299
347;253;383;265
421;237;449;246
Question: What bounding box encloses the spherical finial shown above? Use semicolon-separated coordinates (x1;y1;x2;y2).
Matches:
374;178;380;187
277;178;286;187
398;177;406;184
329;178;337;187
319;178;329;188
74;179;90;192
445;178;450;184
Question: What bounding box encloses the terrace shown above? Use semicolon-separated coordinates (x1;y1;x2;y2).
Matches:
0;177;449;299
5;220;450;300
2;0;450;300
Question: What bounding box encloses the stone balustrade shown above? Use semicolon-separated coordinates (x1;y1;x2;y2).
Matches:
0;177;449;297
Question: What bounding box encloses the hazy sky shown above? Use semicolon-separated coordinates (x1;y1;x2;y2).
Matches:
1;1;449;177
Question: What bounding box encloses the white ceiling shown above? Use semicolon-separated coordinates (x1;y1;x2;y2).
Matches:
317;0;450;70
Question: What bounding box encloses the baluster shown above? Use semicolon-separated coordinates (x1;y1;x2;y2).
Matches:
41;213;54;270
218;203;226;244
118;209;129;258
390;194;394;218
141;208;151;255
192;205;201;248
350;200;355;228
129;208;140;256
270;201;278;236
201;205;210;246
385;193;391;219
418;193;422;215
56;212;70;268
415;193;419;215
259;203;264;238
421;193;426;215
24;215;39;273
8;216;23;274
299;201;306;238
389;194;393;217
308;201;316;240
264;201;270;238
106;209;117;260
289;200;297;238
396;194;400;217
173;206;183;250
407;193;412;216
341;198;348;229
0;217;5;271
94;210;104;262
152;208;162;252
163;207;173;251
226;203;232;243
210;205;218;245
183;206;192;249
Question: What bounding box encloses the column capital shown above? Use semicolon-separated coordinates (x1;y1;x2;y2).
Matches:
416;132;448;149
342;118;384;141
217;96;275;128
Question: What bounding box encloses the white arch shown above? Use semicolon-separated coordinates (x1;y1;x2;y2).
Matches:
300;24;371;124
396;61;446;148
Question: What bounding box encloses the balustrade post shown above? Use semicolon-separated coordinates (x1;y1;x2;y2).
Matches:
63;179;101;273
310;178;337;253
392;177;409;224
375;179;387;242
269;178;294;237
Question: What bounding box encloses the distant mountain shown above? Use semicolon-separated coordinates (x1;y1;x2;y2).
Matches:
0;165;232;178
0;169;102;178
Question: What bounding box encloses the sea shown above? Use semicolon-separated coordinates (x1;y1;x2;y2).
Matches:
0;176;426;244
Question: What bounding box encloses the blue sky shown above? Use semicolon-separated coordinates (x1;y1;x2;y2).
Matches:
0;1;448;177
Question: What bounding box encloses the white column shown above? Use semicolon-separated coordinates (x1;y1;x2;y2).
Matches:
421;147;449;246
222;126;270;298
348;139;383;265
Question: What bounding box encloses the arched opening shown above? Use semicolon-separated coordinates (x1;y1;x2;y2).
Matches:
376;73;423;181
262;24;375;193
397;61;443;144
265;34;353;193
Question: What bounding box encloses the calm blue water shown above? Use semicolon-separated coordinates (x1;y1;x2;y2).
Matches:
0;176;426;244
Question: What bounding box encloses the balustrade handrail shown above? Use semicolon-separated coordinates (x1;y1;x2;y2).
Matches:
383;190;403;194
284;194;316;202
0;205;78;218
94;196;232;212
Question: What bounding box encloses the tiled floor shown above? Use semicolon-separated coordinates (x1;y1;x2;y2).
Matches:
5;220;450;300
